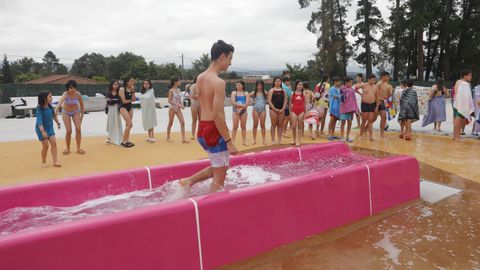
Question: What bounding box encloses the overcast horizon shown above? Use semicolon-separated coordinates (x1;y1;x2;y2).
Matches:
0;0;391;71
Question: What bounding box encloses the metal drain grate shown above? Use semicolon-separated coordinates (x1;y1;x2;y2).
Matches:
420;179;462;204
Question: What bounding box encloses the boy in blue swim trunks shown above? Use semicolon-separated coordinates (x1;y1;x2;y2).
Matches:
180;40;238;192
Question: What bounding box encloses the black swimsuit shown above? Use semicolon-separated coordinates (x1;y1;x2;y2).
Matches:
121;89;133;111
271;90;285;110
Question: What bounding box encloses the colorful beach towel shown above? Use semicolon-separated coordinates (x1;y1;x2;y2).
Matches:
385;95;397;121
422;95;447;127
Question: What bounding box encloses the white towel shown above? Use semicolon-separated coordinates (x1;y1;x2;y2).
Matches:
106;104;123;145
453;81;475;119
140;89;158;131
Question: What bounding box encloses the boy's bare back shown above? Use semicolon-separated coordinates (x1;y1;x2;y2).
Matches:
197;71;226;121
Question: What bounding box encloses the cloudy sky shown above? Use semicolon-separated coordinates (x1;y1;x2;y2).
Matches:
0;0;390;70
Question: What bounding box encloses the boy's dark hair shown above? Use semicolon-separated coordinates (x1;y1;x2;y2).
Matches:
400;80;407;86
332;77;341;83
406;80;414;87
65;80;78;90
344;77;353;83
356;73;363;78
211;40;235;61
380;71;391;77
461;69;472;78
322;75;329;81
283;76;290;82
368;74;376;79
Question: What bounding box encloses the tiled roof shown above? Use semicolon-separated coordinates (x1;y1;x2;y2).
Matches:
24;74;100;84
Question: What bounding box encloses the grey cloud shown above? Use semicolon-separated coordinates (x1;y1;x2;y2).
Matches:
0;0;391;70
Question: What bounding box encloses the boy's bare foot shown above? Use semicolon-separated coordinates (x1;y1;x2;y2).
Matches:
62;149;70;155
179;178;190;187
242;142;249;146
369;137;375;141
182;140;190;144
53;163;61;167
251;140;256;145
262;141;268;145
41;163;49;167
77;149;86;155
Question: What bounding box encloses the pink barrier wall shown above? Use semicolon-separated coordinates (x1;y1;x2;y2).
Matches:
196;165;371;269
0;143;420;270
368;156;420;214
0;200;201;270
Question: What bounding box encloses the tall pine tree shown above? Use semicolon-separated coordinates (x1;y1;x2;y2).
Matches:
352;0;385;77
299;0;352;77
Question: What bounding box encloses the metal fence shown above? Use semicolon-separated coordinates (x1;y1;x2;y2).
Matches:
0;80;446;104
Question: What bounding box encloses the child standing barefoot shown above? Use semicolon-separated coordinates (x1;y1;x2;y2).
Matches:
35;91;61;167
398;80;419;141
327;77;341;140
339;77;357;142
166;77;189;143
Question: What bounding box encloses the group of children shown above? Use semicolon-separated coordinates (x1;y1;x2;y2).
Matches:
35;70;478;166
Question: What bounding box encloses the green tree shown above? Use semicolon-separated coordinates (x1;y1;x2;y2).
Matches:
299;0;352;77
352;0;385;77
41;51;68;75
191;53;211;75
15;73;41;82
71;53;107;78
1;55;14;83
285;63;310;81
106;52;149;80
157;63;181;79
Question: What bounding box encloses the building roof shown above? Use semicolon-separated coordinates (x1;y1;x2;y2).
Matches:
24;74;100;84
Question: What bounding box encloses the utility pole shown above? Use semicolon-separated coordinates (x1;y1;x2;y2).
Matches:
181;54;184;85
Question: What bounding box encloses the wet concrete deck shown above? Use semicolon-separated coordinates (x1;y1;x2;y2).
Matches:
0;131;479;269
222;147;480;270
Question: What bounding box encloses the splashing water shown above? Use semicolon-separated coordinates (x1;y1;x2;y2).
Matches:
0;155;371;236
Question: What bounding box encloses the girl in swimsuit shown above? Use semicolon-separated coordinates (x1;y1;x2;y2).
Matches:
268;77;287;145
231;80;250;146
119;77;136;148
290;80;306;146
55;80;85;155
167;77;189;143
36;91;61;167
189;76;200;140
105;80;123;145
314;75;331;136
302;81;315;139
249;80;267;145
